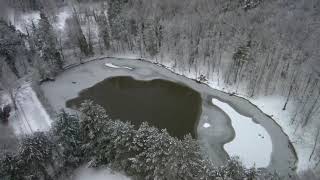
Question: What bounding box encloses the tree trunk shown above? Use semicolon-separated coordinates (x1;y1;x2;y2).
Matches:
9;90;17;110
283;83;294;110
302;92;320;127
309;128;320;161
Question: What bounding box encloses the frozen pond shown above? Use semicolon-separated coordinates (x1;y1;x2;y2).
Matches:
41;58;297;177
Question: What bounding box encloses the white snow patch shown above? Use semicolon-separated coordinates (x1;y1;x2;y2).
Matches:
0;93;11;108
10;83;52;135
74;167;130;180
105;63;133;70
55;8;71;30
212;98;272;168
203;123;211;128
13;12;41;33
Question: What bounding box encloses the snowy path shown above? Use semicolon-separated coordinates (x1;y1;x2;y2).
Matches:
10;83;52;135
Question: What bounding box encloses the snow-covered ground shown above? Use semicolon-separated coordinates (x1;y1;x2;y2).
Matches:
213;98;272;168
251;96;316;172
9;8;71;33
73;167;130;180
55;6;72;31
11;11;41;33
8;83;52;135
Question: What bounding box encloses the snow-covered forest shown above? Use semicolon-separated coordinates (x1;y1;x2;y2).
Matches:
0;0;320;179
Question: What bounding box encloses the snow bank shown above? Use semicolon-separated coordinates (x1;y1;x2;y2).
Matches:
212;98;272;168
203;123;211;128
55;7;72;30
105;63;133;70
250;96;315;172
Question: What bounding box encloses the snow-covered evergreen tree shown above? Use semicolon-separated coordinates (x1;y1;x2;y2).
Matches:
0;20;31;78
130;122;173;178
108;0;128;41
52;111;83;169
0;153;22;180
143;19;160;57
17;132;54;179
65;10;93;58
79;100;111;157
30;13;63;79
226;41;252;85
98;120;135;167
94;11;111;50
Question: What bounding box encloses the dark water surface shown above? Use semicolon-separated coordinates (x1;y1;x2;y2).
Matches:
66;76;202;138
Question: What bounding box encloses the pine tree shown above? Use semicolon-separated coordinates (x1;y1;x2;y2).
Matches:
130;122;174;179
52;111;83;168
66;10;93;58
108;0;129;45
79;100;111;157
95;12;111;50
143;19;159;57
0;20;29;78
0;153;23;180
17;132;54;180
227;41;252;85
99;120;135;167
32;12;63;77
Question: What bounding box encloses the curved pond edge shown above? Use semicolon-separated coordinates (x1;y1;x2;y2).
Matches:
41;56;298;177
212;98;272;168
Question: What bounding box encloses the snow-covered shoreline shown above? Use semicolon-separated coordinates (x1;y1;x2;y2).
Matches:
40;57;297;176
213;98;272;168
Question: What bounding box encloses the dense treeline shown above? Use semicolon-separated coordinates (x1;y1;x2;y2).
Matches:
2;0;64;11
0;21;30;78
0;101;279;180
0;16;63;79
